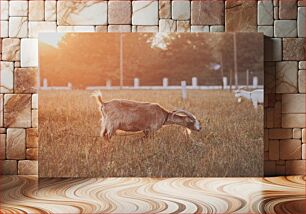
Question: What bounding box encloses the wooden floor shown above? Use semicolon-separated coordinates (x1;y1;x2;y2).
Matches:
0;176;305;214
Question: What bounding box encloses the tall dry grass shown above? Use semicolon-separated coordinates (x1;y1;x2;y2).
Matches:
39;90;263;177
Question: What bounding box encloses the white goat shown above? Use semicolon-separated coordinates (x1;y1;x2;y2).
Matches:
234;88;264;109
93;91;201;141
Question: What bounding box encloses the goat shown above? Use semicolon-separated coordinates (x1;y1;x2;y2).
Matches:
93;91;201;141
234;88;263;109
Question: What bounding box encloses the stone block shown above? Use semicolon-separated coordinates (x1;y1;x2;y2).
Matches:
264;160;276;176
32;110;38;128
6;128;26;159
4;94;31;128
299;61;306;69
57;26;95;32
276;61;298;93
95;26;107;32
303;129;306;143
269;128;292;139
108;25;131;32
0;1;9;20
0;61;14;93
191;0;224;25
258;0;273;25
280;139;302;160
0;134;5;159
172;1;190;20
258;26;273;37
9;1;28;17
191;25;209;32
0;160;17;175
177;21;190;32
26;148;38;160
108;1;131;24
45;1;57;21
57;1;107;25
264;38;282;61
274;101;282;128
298;70;305;93
282;114;305;128
279;0;297;19
20;39;38;67
18;160;38;175
159;1;171;19
14;68;38;93
0;21;8;38
159;19;177;32
298;7;305;37
266;108;274;128
303;144;306;159
26;128;38;148
132;1;158;25
137;26;158;32
293;128;302;139
274;20;297;37
283;38;305;61
282;94;305;113
286;160;305;175
274;6;279;20
268;140;279;160
9;17;28;38
29;21;57;38
0;128;6;134
32;94;38;109
210;25;225;32
29;1;44;21
0;95;3;127
2;38;20;61
225;0;257;32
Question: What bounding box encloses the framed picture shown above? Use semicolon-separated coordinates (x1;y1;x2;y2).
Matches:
38;32;264;177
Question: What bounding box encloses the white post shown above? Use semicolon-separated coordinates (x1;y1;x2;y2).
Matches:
163;78;168;88
67;82;72;89
246;69;249;89
134;78;139;88
43;78;48;88
222;77;228;89
181;81;187;100
253;76;258;88
106;80;112;88
192;77;198;88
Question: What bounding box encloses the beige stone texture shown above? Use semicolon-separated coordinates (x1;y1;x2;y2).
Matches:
274;6;279;20
293;128;302;139
0;61;14;93
57;26;95;32
298;6;305;37
9;1;28;17
108;25;131;32
4;94;32;128
274;20;297;37
1;1;9;20
32;94;38;109
274;100;282;128
280;139;302;160
0;128;6;134
18;160;38;175
303;129;306;143
14;68;38;94
276;61;298;93
95;26;108;32
258;26;274;37
21;38;38;67
191;0;224;25
257;0;273;25
177;21;190;32
191;25;209;32
2;38;20;61
108;1;131;24
268;140;279;160
172;1;190;20
159;1;171;19
159;19;177;32
286;160;305;175
282;114;305;128
298;70;305;93
32;110;38;128
6;128;26;159
9;17;28;38
210;25;225;32
137;26;158;32
0;160;17;175
299;61;306;70
283;38;305;61
282;94;305;114
132;1;158;25
26;148;38;160
0;21;9;38
302;144;306;159
26;128;38;148
29;21;57;38
45;1;57;21
269;128;292;139
0;95;3;127
0;134;5;159
279;0;297;19
29;1;45;21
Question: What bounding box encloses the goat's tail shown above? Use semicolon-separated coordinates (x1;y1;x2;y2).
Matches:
92;90;104;106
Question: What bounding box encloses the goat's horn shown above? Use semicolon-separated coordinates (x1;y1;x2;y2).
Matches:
172;109;197;120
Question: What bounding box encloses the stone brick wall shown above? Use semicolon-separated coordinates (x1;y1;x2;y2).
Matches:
0;0;305;176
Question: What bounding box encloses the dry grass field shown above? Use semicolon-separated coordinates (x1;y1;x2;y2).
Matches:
39;90;263;177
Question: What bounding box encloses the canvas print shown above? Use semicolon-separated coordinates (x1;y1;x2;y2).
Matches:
38;32;264;177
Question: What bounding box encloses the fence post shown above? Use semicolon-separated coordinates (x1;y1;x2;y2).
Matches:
134;78;139;88
163;78;168;88
192;77;198;88
106;80;112;89
181;81;187;100
246;69;249;89
253;76;258;88
222;77;228;89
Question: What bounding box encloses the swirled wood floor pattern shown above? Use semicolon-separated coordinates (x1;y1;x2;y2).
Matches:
0;176;305;214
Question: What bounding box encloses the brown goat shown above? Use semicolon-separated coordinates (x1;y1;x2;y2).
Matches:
94;91;201;141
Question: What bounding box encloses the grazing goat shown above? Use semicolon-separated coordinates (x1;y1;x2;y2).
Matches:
93;91;201;141
234;88;263;109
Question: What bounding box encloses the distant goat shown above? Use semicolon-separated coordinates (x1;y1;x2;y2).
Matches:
93;91;201;141
234;88;263;109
